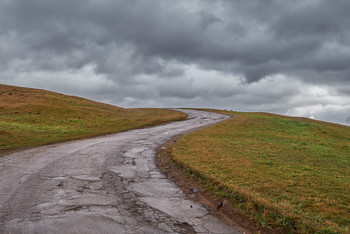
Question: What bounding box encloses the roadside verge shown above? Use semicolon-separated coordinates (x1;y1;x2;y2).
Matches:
156;136;274;234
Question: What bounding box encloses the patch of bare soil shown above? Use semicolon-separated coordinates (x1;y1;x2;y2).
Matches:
156;136;279;234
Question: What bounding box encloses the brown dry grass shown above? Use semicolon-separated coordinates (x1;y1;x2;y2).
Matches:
0;84;187;151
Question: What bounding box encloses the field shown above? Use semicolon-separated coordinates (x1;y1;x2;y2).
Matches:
0;84;186;151
171;110;350;233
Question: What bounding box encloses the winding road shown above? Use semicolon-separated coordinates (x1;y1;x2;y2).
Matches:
0;110;241;234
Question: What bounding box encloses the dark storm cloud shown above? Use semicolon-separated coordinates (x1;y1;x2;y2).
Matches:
1;0;350;124
1;0;350;82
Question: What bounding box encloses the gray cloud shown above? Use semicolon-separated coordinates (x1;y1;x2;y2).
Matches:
0;0;349;125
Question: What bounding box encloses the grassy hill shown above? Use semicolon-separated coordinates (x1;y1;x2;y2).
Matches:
171;110;350;233
0;84;186;151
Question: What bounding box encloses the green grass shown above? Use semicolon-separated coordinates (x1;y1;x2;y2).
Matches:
0;84;187;151
171;110;350;233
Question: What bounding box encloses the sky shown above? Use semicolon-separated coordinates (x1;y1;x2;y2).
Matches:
1;0;350;125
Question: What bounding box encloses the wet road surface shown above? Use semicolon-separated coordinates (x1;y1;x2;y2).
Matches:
0;110;241;233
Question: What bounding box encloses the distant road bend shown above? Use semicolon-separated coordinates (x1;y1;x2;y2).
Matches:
0;109;241;234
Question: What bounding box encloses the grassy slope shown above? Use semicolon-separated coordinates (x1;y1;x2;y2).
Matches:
171;110;350;233
0;84;187;151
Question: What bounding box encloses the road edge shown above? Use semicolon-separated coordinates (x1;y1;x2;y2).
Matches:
155;112;278;234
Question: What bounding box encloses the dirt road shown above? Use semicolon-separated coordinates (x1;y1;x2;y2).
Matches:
0;110;240;233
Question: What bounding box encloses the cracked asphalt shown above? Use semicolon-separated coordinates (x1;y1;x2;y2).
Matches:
0;109;241;234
